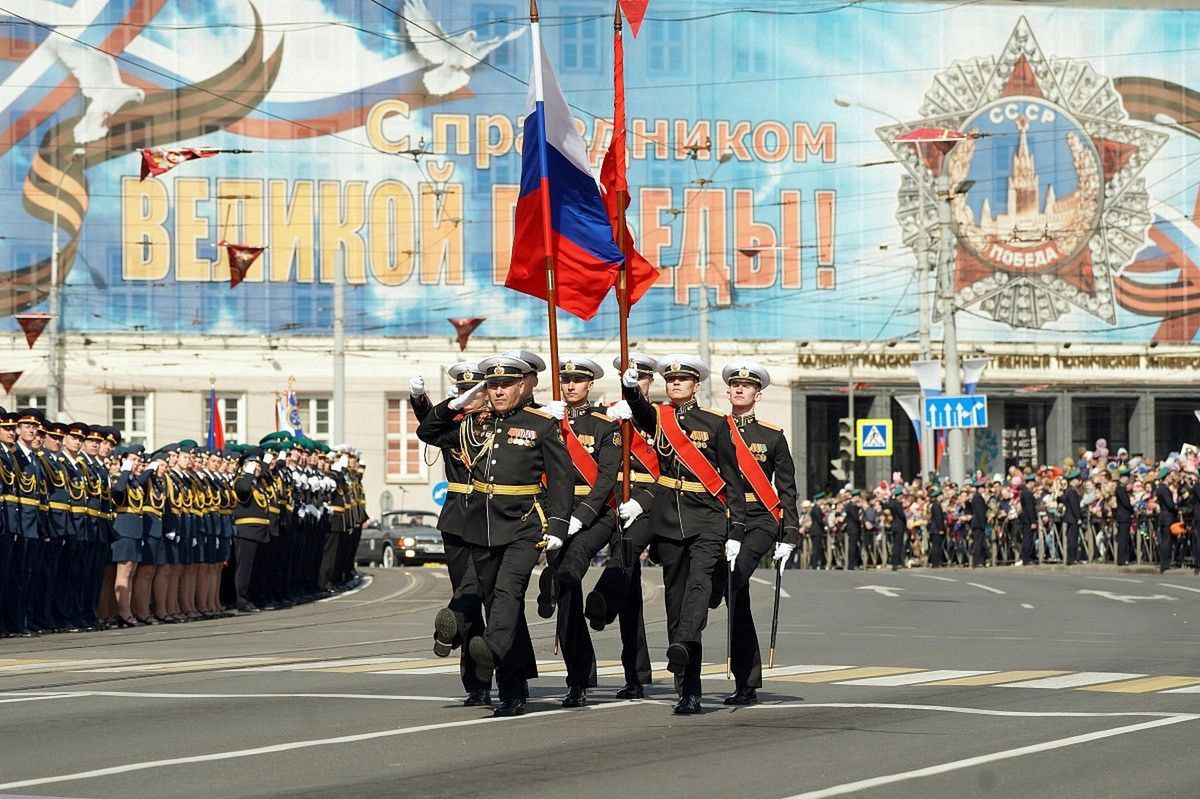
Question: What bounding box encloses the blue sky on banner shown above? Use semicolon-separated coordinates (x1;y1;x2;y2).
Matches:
2;1;1200;344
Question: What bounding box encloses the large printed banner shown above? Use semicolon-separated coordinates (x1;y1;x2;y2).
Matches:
3;0;1200;343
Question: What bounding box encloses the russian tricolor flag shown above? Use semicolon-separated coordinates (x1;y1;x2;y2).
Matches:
505;18;624;321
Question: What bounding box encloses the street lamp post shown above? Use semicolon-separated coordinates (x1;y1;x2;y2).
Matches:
47;147;86;421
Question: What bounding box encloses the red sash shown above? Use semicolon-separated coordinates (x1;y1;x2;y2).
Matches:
727;417;781;522
628;432;661;479
658;404;725;498
561;420;599;487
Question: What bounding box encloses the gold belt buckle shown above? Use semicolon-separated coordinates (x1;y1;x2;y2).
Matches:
484;483;495;496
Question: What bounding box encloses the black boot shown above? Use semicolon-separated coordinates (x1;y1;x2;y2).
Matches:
672;694;702;715
467;636;495;685
614;683;644;700
463;689;492;708
433;607;458;658
493;697;525;717
561;686;588;708
536;568;557;619
584;591;607;632
665;642;689;675
723;687;758;706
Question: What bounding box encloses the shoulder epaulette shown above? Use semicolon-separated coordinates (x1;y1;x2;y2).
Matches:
756;420;782;431
698;406;726;417
589;411;615;423
524;407;553;419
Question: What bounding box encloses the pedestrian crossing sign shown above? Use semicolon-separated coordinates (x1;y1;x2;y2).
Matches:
856;419;892;457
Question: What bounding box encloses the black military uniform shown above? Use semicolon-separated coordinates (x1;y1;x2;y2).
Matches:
721;361;799;705
411;363;493;706
418;356;573;717
8;409;48;635
887;490;908;570
1155;475;1177;574
622;354;746;715
844;493;864;570
1018;482;1038;564
969;483;989;567
927;490;946;567
808;497;827;570
233;450;270;612
544;356;621;707
1114;477;1134;566
1062;474;1083;565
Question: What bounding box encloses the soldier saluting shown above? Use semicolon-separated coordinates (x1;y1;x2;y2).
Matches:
418;355;574;717
620;355;746;715
720;360;799;706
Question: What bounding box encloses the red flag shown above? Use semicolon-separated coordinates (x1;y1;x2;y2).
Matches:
140;147;219;181
600;22;659;305
619;0;650;37
219;241;266;288
0;371;21;393
448;317;485;351
14;313;50;348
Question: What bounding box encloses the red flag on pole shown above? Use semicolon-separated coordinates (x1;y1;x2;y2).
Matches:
448;317;485;351
619;0;650;36
219;241;266;288
600;21;659;305
140;148;220;181
14;313;51;349
0;371;21;393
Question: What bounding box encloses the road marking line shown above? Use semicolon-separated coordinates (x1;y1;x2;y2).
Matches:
1081;676;1200;693
1160;683;1200;693
966;582;1005;595
0;693;78;705
0;690;467;702
1161;583;1200;595
0;699;643;791
315;574;374;602
769;708;1197;799
231;657;418;673
999;671;1145;689
750;575;791;598
372;666;460;675
750;702;1192;719
922;670;1064;686
541;660;624;678
1083;575;1144;584
1021;603;1034;609
909;574;957;582
835;670;994;687
85;658;302;673
764;665;855;678
775;667;918;684
291;659;435;674
0;659;133;674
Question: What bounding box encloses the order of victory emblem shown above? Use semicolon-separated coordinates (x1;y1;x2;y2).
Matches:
879;18;1166;329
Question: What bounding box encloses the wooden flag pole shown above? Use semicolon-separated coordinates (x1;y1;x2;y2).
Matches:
531;0;562;401
614;1;632;504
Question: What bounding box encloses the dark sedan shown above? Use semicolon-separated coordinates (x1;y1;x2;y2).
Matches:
356;510;445;568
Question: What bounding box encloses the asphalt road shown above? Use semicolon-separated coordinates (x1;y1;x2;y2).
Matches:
1;562;1198;799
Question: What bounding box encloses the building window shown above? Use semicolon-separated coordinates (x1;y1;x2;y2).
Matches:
298;396;332;440
561;6;601;71
386;398;426;480
474;4;518;68
733;16;770;76
649;20;685;74
12;393;45;409
111;393;151;447
201;393;245;444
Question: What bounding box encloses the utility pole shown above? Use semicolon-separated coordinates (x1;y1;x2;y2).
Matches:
698;275;712;406
916;185;935;482
332;249;345;444
847;356;856;488
46;148;85;421
936;173;964;480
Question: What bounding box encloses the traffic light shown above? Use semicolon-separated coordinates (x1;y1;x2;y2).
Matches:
831;417;854;484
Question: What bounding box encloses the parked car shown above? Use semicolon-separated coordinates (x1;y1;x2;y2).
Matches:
356;510;444;568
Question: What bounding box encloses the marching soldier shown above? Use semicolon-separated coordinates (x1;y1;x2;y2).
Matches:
719;360;799;706
541;355;621;708
410;363;494;706
418;355;574;717
620;355;747;715
585;352;659;698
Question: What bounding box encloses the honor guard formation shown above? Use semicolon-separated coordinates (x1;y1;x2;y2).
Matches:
0;407;367;636
411;351;798;716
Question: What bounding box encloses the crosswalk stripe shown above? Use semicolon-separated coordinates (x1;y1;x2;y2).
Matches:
372;665;460;675
920;670;1065;686
230;657;417;673
763;665;855;678
540;660;624;678
1081;676;1200;694
834;670;995;687
774;666;918;683
0;659;133;674
86;658;302;673
1160;683;1200;694
999;672;1145;689
300;659;437;674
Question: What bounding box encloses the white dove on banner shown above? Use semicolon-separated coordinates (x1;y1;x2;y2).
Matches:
402;0;523;96
47;36;144;144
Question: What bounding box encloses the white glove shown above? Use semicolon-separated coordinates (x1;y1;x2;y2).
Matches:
447;384;460;399
544;399;567;421
568;517;583;536
409;375;426;397
242;462;257;475
621;367;640;388
120;457;136;472
773;542;796;568
449;380;486;411
263;452;275;465
617;499;643;529
725;539;741;563
542;534;563;551
332;454;348;472
165;531;178;542
606;400;633;421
